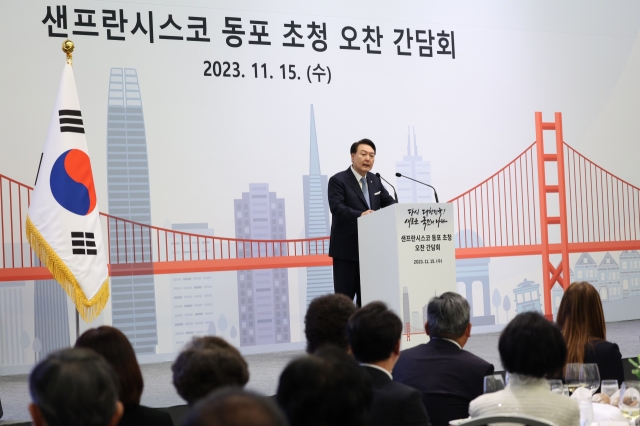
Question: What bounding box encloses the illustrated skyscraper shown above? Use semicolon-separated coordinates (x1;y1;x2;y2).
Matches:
411;311;421;331
1;243;33;366
106;68;158;354
402;287;410;330
235;184;290;346
302;105;333;305
395;127;433;203
0;280;27;365
34;278;70;361
170;223;216;352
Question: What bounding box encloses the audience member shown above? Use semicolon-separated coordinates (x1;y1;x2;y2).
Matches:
393;292;494;426
277;345;373;426
183;388;287;426
556;281;625;383
172;336;249;406
469;311;579;426
28;347;123;426
347;301;431;426
305;293;357;353
75;326;173;426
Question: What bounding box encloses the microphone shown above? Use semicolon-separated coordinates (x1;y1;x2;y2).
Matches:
395;172;439;203
376;173;398;203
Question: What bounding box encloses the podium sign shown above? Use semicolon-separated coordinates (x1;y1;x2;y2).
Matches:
358;203;456;349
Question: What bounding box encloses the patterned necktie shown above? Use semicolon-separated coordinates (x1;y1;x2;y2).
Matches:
361;177;371;208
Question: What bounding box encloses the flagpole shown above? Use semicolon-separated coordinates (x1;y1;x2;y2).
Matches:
63;39;81;342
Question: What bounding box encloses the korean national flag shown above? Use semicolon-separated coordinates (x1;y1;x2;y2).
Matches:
26;63;109;322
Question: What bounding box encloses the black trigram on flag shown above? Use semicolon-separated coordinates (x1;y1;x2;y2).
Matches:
59;109;85;134
71;232;97;255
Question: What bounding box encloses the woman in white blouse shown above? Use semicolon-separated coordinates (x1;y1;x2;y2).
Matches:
469;312;579;426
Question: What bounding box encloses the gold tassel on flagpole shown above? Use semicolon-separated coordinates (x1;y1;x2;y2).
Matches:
26;216;109;322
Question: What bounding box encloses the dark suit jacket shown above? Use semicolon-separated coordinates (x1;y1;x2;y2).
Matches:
118;404;174;426
392;339;494;426
158;405;190;426
363;366;431;426
584;339;625;385
328;167;396;261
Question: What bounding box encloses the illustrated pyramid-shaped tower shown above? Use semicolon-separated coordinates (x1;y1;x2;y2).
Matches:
302;105;333;305
395;127;432;203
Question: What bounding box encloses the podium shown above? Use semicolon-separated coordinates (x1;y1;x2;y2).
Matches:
358;203;456;348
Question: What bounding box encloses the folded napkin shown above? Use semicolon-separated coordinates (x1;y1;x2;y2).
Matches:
591;404;627;422
571;389;626;422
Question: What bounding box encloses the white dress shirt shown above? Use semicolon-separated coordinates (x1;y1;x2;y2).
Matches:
351;166;366;189
431;337;462;349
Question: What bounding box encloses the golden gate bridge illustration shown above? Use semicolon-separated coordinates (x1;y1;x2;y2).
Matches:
1;113;639;318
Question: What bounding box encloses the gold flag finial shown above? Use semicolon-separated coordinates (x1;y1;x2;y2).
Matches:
62;39;74;65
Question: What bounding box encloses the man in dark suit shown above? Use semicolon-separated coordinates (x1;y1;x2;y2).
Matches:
393;292;494;426
347;301;431;426
328;139;396;306
277;346;373;426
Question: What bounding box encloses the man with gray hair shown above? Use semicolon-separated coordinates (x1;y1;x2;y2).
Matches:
392;292;494;426
28;348;123;426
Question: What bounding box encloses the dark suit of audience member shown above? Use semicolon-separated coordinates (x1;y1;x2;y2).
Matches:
394;338;493;426
75;326;173;426
364;365;431;426
584;339;625;384
277;346;373;426
347;301;430;426
328;139;396;306
392;293;493;426
118;404;173;426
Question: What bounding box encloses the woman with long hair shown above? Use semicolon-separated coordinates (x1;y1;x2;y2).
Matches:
556;281;625;383
76;326;173;426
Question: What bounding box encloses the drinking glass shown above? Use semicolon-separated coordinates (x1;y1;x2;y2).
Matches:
548;379;565;395
619;381;640;424
565;363;584;395
484;374;505;393
601;380;619;397
580;363;601;395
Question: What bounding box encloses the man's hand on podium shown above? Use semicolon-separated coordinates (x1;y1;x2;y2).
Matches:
361;210;374;217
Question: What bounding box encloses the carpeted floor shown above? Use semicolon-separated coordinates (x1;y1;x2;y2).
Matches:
1;320;638;423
